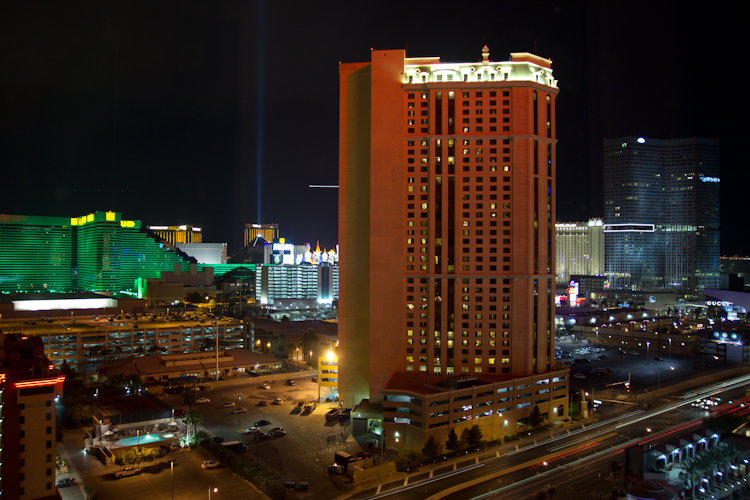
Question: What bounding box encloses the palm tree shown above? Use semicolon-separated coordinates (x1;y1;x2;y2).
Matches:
534;484;557;499
182;410;202;446
678;456;706;500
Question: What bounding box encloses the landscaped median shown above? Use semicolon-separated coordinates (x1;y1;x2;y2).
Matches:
199;438;286;500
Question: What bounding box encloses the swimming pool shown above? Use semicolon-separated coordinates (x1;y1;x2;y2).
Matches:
115;433;175;447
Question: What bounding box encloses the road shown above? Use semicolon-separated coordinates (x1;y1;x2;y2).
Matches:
335;370;750;500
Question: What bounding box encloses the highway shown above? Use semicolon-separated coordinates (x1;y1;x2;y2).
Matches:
346;372;750;500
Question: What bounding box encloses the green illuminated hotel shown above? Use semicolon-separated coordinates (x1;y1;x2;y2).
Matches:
0;211;191;296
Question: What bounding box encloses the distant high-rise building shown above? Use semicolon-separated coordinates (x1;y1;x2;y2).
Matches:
244;223;279;246
176;242;228;264
603;137;720;296
555;219;604;285
0;212;191;296
146;224;203;245
339;47;567;450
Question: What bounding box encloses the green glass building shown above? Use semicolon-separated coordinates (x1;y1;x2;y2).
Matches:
0;211;192;296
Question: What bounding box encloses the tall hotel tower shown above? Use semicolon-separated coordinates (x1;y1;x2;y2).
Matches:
339;48;567;449
603;137;720;296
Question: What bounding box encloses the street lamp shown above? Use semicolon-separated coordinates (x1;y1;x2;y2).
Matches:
238;396;242;430
208;487;217;499
295;346;299;371
669;337;672;359
171;460;174;500
137;429;140;448
646;341;650;364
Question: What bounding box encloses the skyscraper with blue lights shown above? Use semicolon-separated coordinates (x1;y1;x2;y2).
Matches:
603;137;720;297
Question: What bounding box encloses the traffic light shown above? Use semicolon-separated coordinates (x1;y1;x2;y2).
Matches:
626;383;630;393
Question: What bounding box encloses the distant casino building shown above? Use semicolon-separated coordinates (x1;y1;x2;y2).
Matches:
256;240;339;312
603;137;720;296
176;243;228;264
244;223;279;246
555;219;604;285
0;212;190;296
146;224;203;245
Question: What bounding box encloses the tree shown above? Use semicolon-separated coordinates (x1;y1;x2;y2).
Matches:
535;484;558;500
677;457;704;500
529;405;544;429
183;410;203;445
467;424;483;449
394;448;419;469
445;428;461;454
182;388;197;409
422;435;442;461
608;460;622;493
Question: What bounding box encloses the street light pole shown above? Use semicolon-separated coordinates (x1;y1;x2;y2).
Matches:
238;396;242;430
171;461;174;500
208;487;217;499
669;337;672;359
296;346;299;371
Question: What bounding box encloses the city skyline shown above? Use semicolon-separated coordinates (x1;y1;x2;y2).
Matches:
1;2;744;255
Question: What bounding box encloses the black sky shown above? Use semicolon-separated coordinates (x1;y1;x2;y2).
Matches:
1;2;745;256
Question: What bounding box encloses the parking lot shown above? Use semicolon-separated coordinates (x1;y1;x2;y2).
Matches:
560;339;743;400
164;375;363;498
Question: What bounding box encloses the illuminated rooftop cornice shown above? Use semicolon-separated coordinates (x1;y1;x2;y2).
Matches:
403;51;557;88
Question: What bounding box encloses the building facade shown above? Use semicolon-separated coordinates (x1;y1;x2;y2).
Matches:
146;224;203;245
0;212;192;296
555;219;604;285
244;223;279;246
0;334;64;500
603;137;720;297
175;243;227;264
339;48;566;450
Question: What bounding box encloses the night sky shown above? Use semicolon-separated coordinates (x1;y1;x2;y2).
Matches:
1;2;744;257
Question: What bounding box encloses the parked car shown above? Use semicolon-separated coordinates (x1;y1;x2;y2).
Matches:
212;436;224;443
244;426;260;434
220;402;235;408
573;373;586;379
174;410;185;417
261;383;271;390
287;379;296;386
254;432;271;441
231;407;247;414
197;397;210;404
630;351;640;355
56;478;76;488
356;451;372;459
114;467;141;478
201;460;220;469
269;428;287;438
254;419;272;427
273;398;283;405
653;356;664;361
258;400;269;406
328;463;345;475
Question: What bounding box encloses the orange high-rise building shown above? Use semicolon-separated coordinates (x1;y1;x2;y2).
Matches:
339;47;568;449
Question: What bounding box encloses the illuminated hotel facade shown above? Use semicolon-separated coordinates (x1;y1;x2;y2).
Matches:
339;48;567;449
603;137;720;296
146;224;203;245
244;223;279;246
555;219;604;285
0;334;64;500
0;212;191;296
